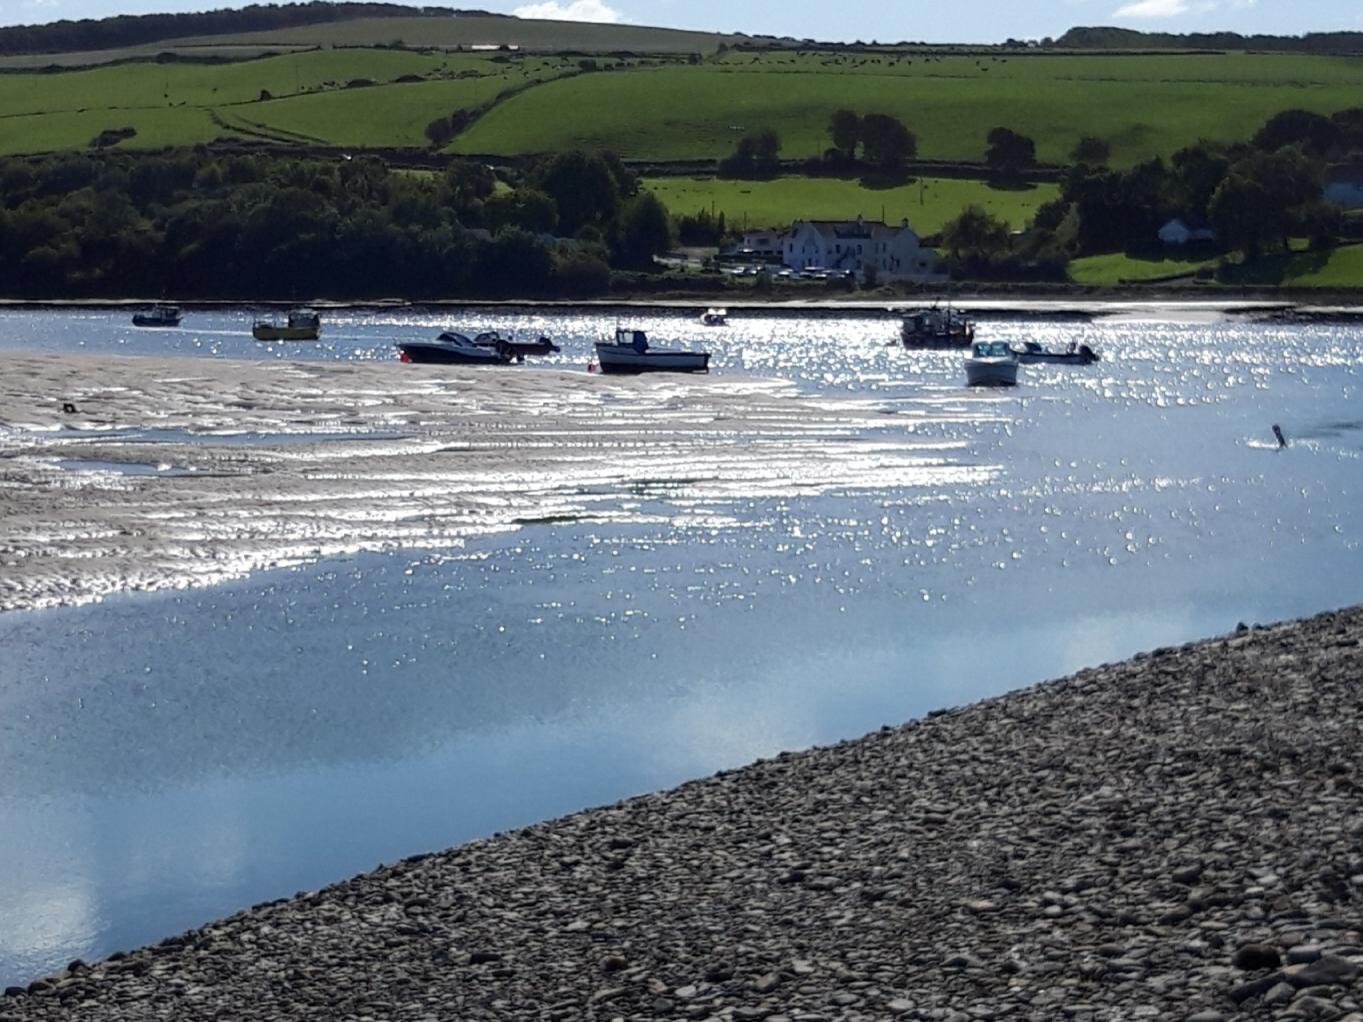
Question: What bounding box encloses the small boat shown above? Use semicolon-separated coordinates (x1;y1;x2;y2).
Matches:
699;308;728;327
964;340;1019;387
397;331;514;365
900;303;974;348
1012;340;1100;365
470;330;559;357
132;304;182;327
252;309;321;341
594;328;710;374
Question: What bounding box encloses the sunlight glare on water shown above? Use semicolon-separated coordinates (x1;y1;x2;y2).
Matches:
1;306;1362;984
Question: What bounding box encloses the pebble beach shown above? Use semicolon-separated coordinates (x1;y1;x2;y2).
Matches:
4;606;1362;1021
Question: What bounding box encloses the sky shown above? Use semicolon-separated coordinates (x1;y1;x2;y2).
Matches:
1;0;1361;42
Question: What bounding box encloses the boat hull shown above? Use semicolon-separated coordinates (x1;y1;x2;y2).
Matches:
253;325;320;341
1015;351;1098;366
594;343;710;374
964;358;1019;387
901;330;973;349
132;316;181;327
398;342;510;366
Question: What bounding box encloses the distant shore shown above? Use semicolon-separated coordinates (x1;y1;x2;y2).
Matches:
3;294;1363;323
4;605;1362;1017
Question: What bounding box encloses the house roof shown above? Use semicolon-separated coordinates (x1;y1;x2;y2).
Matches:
790;217;918;241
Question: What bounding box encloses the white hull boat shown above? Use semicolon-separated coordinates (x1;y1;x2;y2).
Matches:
595;328;710;374
964;341;1019;387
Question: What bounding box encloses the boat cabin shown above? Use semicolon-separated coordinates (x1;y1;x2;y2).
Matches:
287;309;320;329
615;328;650;352
971;341;1014;359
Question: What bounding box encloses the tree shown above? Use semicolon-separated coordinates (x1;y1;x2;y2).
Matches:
1254;109;1342;158
531;150;621;235
940;205;1009;262
1209;174;1273;258
483;188;558;234
1070;135;1110;166
829;109;860;159
717;130;781;179
985;127;1037;177
859;113;916;174
612;191;673;268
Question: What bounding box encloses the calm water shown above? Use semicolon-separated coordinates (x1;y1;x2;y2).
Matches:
2;306;1362;984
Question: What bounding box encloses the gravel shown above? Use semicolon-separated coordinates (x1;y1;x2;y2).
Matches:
4;606;1363;1021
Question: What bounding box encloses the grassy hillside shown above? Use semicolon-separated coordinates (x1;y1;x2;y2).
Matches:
0;48;573;154
0;15;746;69
452;51;1363;165
644;175;1059;234
1068;243;1363;287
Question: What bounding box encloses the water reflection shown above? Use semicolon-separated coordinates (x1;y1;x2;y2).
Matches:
1;308;1362;984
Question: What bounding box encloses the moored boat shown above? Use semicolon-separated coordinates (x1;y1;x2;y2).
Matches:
964;340;1019;387
132;304;182;328
471;330;559;357
900;303;974;348
594;328;710;374
252;309;321;341
700;308;728;327
397;331;514;365
1012;340;1100;365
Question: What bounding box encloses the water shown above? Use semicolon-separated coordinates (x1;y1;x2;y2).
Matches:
2;306;1362;985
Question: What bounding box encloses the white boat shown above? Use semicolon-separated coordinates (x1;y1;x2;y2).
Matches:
397;331;513;365
700;308;728;326
900;303;974;348
594;328;710;374
253;309;321;341
964;340;1019;387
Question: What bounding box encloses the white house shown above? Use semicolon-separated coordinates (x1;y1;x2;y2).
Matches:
737;229;785;258
1158;217;1216;247
782;216;944;281
1324;165;1363;210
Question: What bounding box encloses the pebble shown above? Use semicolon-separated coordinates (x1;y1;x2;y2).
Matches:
4;607;1363;1021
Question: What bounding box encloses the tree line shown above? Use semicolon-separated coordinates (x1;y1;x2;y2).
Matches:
936;107;1363;280
0;149;676;299
1053;27;1363;55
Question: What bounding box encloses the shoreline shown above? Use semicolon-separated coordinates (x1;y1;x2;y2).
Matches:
2;295;1363;323
3;604;1362;1017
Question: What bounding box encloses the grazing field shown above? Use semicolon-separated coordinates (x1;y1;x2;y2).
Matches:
451;52;1363;165
643;175;1059;234
1067;244;1363;287
1066;250;1213;285
0;48;574;153
0;15;745;69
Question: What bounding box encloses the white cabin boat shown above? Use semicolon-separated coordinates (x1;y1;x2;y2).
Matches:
964;340;1019;387
700;308;728;326
594;328;710;374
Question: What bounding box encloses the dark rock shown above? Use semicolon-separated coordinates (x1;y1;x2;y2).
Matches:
1233;943;1282;970
1229;971;1284;1003
468;950;501;965
1287;956;1359;988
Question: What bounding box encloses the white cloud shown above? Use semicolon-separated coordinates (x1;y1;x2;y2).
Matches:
511;0;625;22
1112;0;1191;17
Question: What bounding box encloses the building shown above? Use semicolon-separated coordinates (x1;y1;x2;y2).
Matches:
1324;165;1363;210
1157;217;1216;247
782;217;944;281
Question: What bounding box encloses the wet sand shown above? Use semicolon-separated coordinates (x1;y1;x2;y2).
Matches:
0;352;974;612
2;605;1361;1019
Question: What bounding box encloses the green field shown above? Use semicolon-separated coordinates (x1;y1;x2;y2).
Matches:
1;42;1361;163
1068;244;1363;287
644;175;1057;234
452;52;1363;165
0;48;572;153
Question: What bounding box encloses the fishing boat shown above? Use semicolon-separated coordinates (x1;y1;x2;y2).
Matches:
964;340;1019;387
132;304;182;328
594;327;710;374
397;331;515;365
699;308;728;327
900;303;975;348
252;309;321;341
1012;340;1100;365
470;330;559;357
